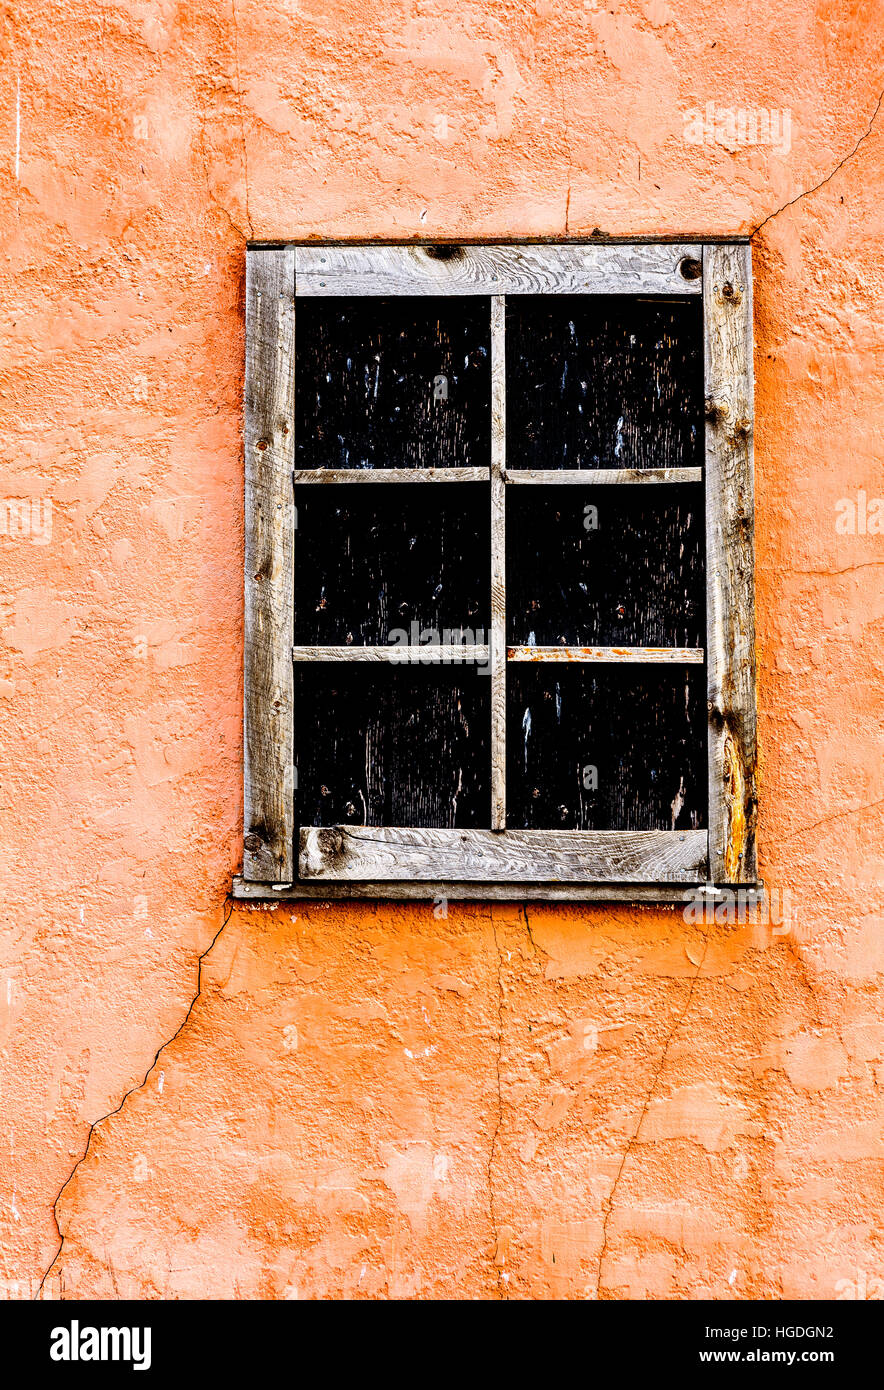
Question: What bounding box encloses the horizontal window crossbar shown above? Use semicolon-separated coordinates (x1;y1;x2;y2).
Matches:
293;468;489;483
507;646;704;663
505;467;702;485
292;644;490;663
291;646;702;663
292;468;702;486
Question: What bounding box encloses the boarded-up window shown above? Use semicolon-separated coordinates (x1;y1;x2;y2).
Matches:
238;244;757;902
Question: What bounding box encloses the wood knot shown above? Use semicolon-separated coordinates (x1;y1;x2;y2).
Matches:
244;833;262;853
317;827;344;859
679;256;702;281
301;827;344;877
705;396;730;423
707;702;725;732
424;244;463;261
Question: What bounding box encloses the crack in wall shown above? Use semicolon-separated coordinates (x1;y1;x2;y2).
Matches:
520;903;544;960
558;85;573;235
593;923;710;1299
751;88;884;237
229;0;255;240
196;86;250;242
35;897;236;1300
782;935;849;1060
486;908;507;1299
782;794;884;845
786;561;884;579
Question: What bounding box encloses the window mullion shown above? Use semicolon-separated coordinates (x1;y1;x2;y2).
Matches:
490;294;507;830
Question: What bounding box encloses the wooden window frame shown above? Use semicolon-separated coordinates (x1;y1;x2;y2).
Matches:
234;241;757;903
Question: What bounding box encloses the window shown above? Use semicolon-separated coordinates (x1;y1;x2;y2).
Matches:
236;242;757;902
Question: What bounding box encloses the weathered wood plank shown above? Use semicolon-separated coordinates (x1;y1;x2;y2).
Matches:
490;295;506;830
704;243;757;884
234;875;745;903
507;646;704;663
293;467;488;484
506;467;702;485
295;244;703;297
244;248;296;882
299;826;708;882
292;644;490;663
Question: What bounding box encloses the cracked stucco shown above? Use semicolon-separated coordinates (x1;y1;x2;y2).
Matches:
594;921;711;1297
1;0;883;1301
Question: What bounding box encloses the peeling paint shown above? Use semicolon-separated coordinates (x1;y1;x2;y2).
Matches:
723;732;749;882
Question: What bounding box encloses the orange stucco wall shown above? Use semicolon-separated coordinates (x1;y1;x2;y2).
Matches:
2;0;883;1300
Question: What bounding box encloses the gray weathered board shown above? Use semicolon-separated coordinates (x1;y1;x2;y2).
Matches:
292;645;490;664
704;244;757;884
506;467;702;485
243;248;296;882
294;244;702;297
294;467;488;483
299;826;708;883
233;876;752;904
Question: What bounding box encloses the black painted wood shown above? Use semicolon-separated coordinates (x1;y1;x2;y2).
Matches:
290;288;710;856
506;296;703;471
507;665;707;831
296;665;490;828
507;483;704;647
294;484;489;646
295;297;490;469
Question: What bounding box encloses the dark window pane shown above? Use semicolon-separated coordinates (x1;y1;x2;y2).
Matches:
294;483;489;646
296;297;490;469
507;483;704;647
297;665;490;828
506;296;702;470
507;665;706;831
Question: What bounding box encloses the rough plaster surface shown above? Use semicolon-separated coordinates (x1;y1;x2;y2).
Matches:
1;0;882;1300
